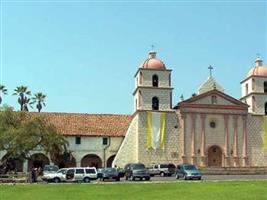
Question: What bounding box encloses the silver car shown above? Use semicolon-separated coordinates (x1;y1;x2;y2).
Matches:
42;168;67;183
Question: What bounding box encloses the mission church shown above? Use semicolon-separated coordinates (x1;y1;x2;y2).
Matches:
1;51;267;172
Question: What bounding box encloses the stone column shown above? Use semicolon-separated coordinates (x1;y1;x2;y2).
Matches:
224;115;230;167
233;115;239;167
200;114;206;167
191;113;197;165
181;113;187;163
242;116;248;166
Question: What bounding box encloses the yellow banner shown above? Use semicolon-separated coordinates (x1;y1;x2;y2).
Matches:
262;116;267;152
146;112;166;150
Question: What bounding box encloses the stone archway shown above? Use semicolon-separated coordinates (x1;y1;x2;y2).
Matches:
81;154;102;168
207;145;222;167
54;153;76;169
28;153;50;171
1;155;24;172
106;155;116;167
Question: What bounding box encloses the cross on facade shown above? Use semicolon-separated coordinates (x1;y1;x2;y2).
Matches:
151;45;154;51
257;53;261;58
208;65;214;77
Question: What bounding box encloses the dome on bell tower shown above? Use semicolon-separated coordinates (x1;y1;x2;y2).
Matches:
140;51;166;70
247;58;267;77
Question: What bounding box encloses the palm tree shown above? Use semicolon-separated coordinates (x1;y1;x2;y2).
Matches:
0;84;8;105
32;92;46;112
13;86;31;111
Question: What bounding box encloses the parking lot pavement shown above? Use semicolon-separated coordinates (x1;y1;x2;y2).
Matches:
92;175;267;183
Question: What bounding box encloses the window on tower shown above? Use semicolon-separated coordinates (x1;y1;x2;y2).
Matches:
245;83;248;95
152;97;159;110
265;102;267;115
152;75;159;87
264;82;267;93
252;79;256;91
252;96;256;112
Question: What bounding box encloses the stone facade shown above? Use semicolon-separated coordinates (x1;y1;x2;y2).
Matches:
113;115;139;168
137;111;181;165
247;114;267;166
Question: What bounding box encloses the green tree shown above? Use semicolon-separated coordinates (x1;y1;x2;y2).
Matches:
13;86;31;111
32;93;46;112
0;84;8;106
0;107;68;172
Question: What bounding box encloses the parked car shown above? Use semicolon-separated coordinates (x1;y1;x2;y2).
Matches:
101;168;120;181
176;164;202;180
124;163;150;181
43;165;59;176
42;168;67;183
147;163;176;177
65;167;97;183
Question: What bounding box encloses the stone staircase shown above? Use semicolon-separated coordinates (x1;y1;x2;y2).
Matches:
201;167;267;175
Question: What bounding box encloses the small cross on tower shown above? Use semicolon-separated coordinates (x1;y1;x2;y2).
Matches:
151;45;154;51
208;65;214;77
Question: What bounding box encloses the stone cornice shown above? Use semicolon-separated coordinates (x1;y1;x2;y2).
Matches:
134;68;172;77
133;86;173;95
240;92;267;100
240;75;267;84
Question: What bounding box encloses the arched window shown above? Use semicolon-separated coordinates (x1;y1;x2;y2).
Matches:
264;82;267;93
139;72;143;84
252;96;256;112
152;75;159;87
211;95;217;104
252;79;256;91
245;83;248;95
265;102;267;115
152;97;159;110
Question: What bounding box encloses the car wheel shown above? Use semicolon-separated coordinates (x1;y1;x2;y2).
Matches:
145;177;150;181
116;178;120;181
160;172;165;177
198;177;202;180
54;178;60;183
84;177;90;183
184;176;187;180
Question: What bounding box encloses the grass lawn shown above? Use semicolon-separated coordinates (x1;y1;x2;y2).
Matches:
1;181;267;200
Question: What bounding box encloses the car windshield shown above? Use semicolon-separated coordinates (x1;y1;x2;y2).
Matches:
44;165;59;172
132;164;145;170
57;169;66;174
104;168;116;173
184;165;197;170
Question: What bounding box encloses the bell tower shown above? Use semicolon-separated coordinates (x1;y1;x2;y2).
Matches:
240;57;267;115
133;51;173;112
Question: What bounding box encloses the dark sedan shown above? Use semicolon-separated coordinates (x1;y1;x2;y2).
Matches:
101;168;120;181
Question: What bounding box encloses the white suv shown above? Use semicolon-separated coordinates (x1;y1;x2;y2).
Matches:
66;167;97;183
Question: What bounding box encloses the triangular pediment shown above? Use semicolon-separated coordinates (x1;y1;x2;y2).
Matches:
178;89;248;108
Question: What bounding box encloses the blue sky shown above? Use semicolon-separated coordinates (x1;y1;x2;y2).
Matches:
1;1;266;114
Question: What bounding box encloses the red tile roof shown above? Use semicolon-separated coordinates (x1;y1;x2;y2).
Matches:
29;112;133;137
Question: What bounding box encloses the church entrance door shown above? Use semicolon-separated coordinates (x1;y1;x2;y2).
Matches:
208;146;222;167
